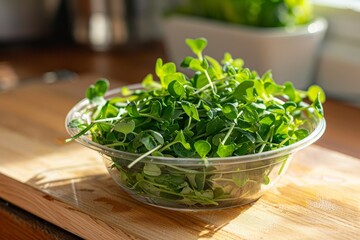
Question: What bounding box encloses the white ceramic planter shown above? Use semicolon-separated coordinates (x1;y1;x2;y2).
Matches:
162;15;327;89
314;3;360;105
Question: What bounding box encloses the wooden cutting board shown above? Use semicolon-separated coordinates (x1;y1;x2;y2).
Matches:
0;76;359;240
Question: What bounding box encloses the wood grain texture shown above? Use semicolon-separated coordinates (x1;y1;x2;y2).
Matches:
0;75;359;240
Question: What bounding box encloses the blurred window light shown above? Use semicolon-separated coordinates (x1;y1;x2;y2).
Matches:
308;20;324;33
312;0;360;11
312;0;360;103
89;13;112;48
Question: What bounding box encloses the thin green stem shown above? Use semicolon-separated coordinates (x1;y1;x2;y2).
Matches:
278;136;291;148
139;113;163;122
127;145;162;168
204;70;217;95
65;123;95;142
159;141;178;152
93;116;122;123
221;123;235;145
193;83;212;95
193;132;208;140
187;117;192;129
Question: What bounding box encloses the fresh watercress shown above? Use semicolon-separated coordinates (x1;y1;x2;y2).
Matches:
67;38;325;208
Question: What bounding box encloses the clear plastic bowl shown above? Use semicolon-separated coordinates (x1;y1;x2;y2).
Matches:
65;84;326;211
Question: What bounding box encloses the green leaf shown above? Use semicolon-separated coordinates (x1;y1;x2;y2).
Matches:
150;100;162;117
121;86;132;96
114;119;135;135
142;74;161;89
184;127;194;137
283;101;297;111
232;58;244;69
174;130;191;150
126;102;140;117
185;38;208;58
181;56;194;68
140;134;157;150
222;52;233;64
205;55;222;76
233;81;254;101
181;101;200;121
201;58;209;69
143;163;161;177
186;173;197;189
161;102;175;121
308;85;326;103
195;170;206;191
194;140;211;158
189;59;204;72
164;72;187;85
254;79;269;101
312;92;325;118
206;117;225;135
294;129;309;140
86;79;109;104
265;82;284;95
213;188;225;199
222;103;238;121
259;114;275;126
155;58;163;78
172;143;196;157
146;130;164;145
162;62;177;75
267;104;285;114
86;86;95;100
168;80;185;97
232;172;249;187
194;73;208;89
94;79;109;97
212;133;225;146
216;143;235;157
284;82;301;103
155;59;179;87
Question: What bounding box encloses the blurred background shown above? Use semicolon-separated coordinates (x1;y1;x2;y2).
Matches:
0;0;358;98
0;0;182;86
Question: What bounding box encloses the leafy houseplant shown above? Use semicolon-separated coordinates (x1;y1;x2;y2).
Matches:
162;0;327;89
174;0;313;28
66;38;325;210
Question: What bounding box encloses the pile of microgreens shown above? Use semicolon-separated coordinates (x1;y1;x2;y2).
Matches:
67;38;325;169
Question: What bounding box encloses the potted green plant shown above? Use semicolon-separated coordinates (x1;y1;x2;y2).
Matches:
162;0;327;89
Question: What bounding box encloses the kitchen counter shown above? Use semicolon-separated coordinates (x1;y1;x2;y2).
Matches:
0;43;359;239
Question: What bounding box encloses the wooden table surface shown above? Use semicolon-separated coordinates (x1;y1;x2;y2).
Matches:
0;43;359;239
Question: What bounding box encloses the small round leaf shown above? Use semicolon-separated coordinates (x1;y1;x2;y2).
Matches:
222;103;238;120
194;140;211;158
168;80;184;97
114;119;135;135
308;85;326;103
